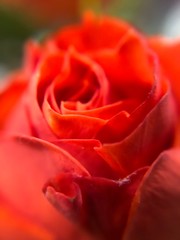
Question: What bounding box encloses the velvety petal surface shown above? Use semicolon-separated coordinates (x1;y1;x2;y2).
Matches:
123;149;180;240
53;139;119;179
0;13;178;240
44;168;148;240
0;135;90;239
96;90;176;176
0;200;53;240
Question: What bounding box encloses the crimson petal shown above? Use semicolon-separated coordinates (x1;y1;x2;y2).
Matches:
96;90;176;176
123;149;180;240
44;168;148;240
53;139;119;179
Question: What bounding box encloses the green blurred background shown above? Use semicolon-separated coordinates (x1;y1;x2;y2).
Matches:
0;0;179;74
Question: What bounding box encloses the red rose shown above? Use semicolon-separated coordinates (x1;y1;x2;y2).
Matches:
0;13;177;239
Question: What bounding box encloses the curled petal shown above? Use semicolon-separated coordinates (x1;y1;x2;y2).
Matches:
61;99;138;120
44;168;148;240
36;52;64;107
43;101;105;139
96;90;176;176
53;139;119;179
96;110;130;143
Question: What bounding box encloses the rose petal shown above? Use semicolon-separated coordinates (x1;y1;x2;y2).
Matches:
53;139;119;179
43;101;105;139
96;90;176;176
2;53;64;139
36;52;64;107
61;99;138;120
44;167;148;240
40;48;111;139
2;88;57;141
149;37;180;106
0;200;52;240
0;135;89;237
0;72;27;128
92;28;155;102
123;149;180;240
0;200;92;240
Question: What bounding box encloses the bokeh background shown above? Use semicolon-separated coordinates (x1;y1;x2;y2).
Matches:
0;0;179;75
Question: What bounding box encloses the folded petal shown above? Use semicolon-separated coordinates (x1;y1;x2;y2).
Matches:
53;139;119;179
44;168;148;240
96;90;176;176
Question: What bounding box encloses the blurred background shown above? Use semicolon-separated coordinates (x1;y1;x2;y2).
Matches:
0;0;179;75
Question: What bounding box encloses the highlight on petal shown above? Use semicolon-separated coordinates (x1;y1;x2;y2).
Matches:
0;200;52;240
43;168;148;240
43;102;105;139
0;135;89;238
123;149;180;240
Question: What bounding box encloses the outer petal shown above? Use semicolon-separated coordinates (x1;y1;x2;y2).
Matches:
3;55;60;140
149;37;180;105
123;149;180;240
96;90;176;176
0;202;92;240
0;201;53;240
0;72;27;128
0;135;89;239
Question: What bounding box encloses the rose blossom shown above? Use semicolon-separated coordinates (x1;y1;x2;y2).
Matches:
0;13;177;240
